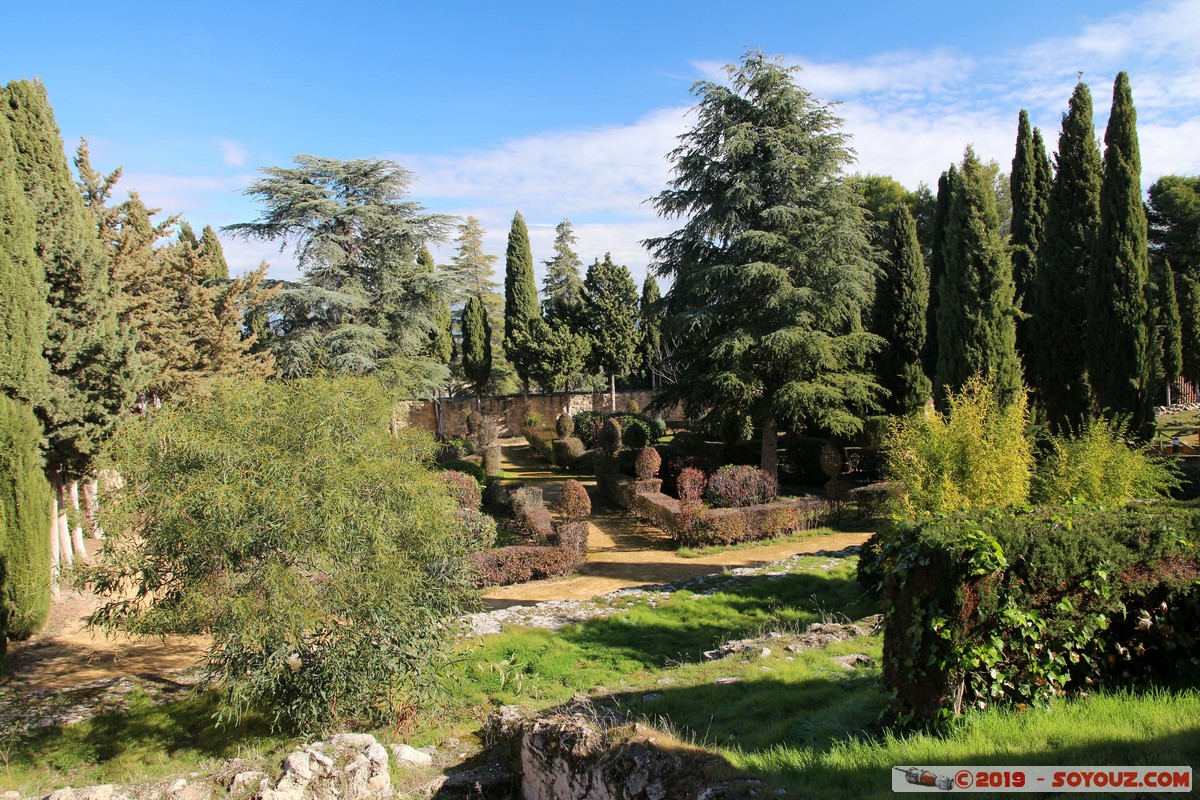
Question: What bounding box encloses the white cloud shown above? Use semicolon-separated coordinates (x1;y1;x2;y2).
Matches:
218;138;248;168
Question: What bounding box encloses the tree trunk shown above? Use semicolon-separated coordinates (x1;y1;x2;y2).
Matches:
761;417;779;482
69;480;88;558
49;490;61;599
610;373;617;413
83;477;104;539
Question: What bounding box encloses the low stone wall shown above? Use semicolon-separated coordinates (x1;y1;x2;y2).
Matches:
402;390;682;438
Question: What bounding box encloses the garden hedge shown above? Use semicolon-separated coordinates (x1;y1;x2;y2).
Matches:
869;505;1200;728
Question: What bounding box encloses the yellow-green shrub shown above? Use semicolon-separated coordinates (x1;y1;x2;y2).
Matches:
1034;416;1178;505
887;376;1032;517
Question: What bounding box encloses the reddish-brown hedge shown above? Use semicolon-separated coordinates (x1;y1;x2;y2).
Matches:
706;465;778;508
440;470;482;509
470;545;582;587
558;479;592;520
676;467;707;502
635;447;661;480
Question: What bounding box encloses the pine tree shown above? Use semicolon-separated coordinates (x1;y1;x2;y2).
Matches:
1088;72;1153;435
460;295;491;398
876;205;931;415
1148;175;1200;274
448;216;500;305
1180;273;1200;386
1030;81;1102;433
3;79;139;480
1010;110;1051;364
637;274;663;388
922;166;956;382
935;147;1022;407
582;254;641;410
1157;261;1183;403
646;52;880;479
198;225;230;280
542;218;585;322
502;211;540;396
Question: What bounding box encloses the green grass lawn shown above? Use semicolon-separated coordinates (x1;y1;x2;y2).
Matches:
4;554;1197;798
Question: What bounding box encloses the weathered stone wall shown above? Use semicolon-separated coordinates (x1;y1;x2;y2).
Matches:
403;390;684;438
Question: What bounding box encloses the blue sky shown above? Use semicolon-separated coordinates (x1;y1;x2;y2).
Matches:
4;1;1199;285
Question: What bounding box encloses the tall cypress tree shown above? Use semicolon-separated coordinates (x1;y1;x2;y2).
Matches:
637;274;663;388
3;80;139;480
935;147;1022;407
922;166;956;384
461;295;492;398
502;211;540;396
876;205;931;415
0;101;52;651
1157;261;1183;404
1088;72;1153;435
1031;81;1102;433
1010;110;1051;365
1179;273;1200;386
198;225;230;280
417;245;452;367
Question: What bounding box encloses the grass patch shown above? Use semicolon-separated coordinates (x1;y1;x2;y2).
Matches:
674;525;875;558
0;690;292;794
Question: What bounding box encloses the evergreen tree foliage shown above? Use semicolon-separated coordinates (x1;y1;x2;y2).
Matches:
522;317;590;394
637;274;663;388
1148;175;1200;273
3;79;139;478
0;394;53;651
198;225;230;280
646;52;880;478
542;218;585;322
1010;110;1051;363
502;211;540;394
448;216;500;305
1031;81;1103;433
935;147;1022;407
1179;273;1200;386
875;205;931;415
1088;72;1153;435
0;105;48;404
1156;261;1183;397
417;246;453;366
582;253;641;398
460;295;492;397
922;166;956;382
225;156;452;385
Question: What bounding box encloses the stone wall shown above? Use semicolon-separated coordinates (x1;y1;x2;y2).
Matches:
403;390;683;438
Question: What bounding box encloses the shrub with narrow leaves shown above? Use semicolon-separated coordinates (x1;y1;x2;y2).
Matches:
555;413;575;438
706;465;778;508
676;467;708;502
558;479;592;520
456;507;497;551
439;470;481;509
635;447;661;480
599;418;623;456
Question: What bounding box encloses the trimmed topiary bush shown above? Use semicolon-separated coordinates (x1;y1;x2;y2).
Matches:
622;419;650;450
625;399;641;413
482;444;501;476
706;465;778;508
511;486;544;514
442;458;485;484
556;520;589;554
574;411;603;447
558;479;592;520
635;447;661;480
469;546;582;587
439;470;482;509
479;416;499;449
599;418;623;456
555;413;575;438
676;467;708;502
553;436;586;468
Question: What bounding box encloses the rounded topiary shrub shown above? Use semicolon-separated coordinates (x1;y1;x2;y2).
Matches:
439;470;482;509
442;458;485;484
706;465;778;508
558;479;592;520
599;418;623;456
483;444;501;476
676;467;708;502
466;410;483;438
555;413;575;438
625;399;641;414
635;447;661;480
556;521;589;554
622;418;651;450
553;436;586;467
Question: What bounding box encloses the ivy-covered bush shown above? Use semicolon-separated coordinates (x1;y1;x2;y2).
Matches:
439;470;482;509
557;479;592;520
555;413;575;438
635;447;661;480
706;465;778;508
573;411;603;447
676;467;707;502
873;505;1200;728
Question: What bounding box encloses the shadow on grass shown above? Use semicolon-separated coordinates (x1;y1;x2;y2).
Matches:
557;570;878;669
